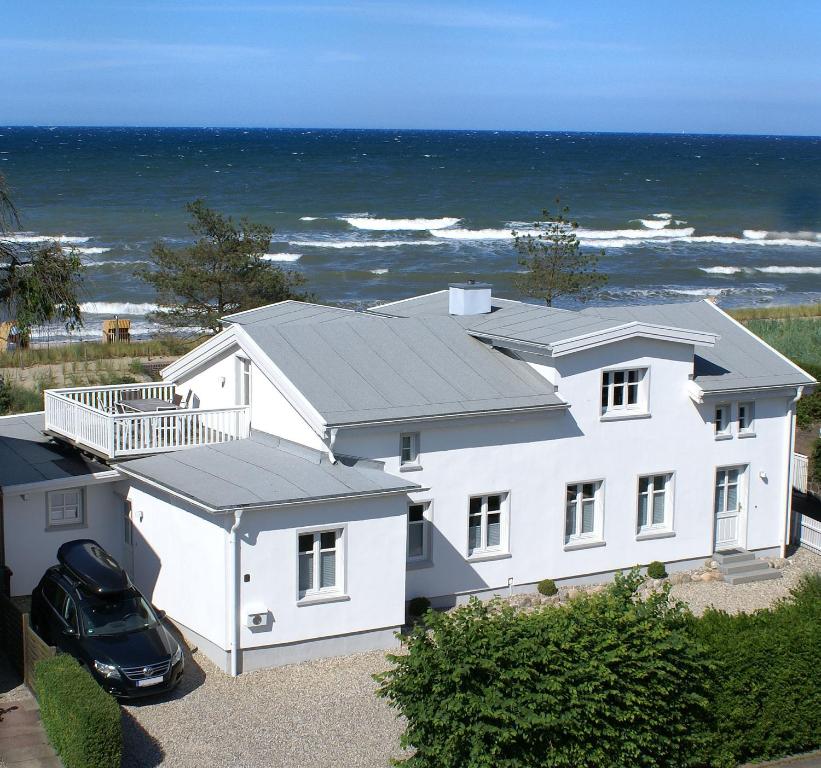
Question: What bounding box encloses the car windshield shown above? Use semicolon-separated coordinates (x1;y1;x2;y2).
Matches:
79;593;158;636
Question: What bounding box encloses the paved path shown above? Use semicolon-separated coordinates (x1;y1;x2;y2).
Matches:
0;655;61;768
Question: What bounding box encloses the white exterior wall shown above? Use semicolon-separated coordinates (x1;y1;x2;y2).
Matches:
334;337;792;602
123;483;228;651
173;345;325;450
4;481;122;596
237;495;407;651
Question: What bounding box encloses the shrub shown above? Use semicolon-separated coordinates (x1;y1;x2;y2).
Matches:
690;574;821;767
407;596;431;618
796;361;821;430
378;570;711;768
537;578;557;596
35;654;121;768
0;376;44;415
812;438;821;484
646;561;667;579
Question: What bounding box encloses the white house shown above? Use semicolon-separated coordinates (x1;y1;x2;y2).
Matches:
0;285;815;675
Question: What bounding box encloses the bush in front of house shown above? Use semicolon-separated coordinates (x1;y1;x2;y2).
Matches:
35;654;121;768
646;560;667;579
407;596;431;618
537;578;557;596
378;569;711;768
690;574;821;767
811;437;821;484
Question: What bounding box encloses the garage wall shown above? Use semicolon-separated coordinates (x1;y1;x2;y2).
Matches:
4;481;122;597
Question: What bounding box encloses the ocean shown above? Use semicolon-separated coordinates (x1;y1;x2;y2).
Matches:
1;127;820;340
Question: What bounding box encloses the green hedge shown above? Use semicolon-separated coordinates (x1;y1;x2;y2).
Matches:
378;570;711;768
378;573;821;768
690;574;821;767
34;654;122;768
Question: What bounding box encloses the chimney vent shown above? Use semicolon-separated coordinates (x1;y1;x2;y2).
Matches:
448;282;492;316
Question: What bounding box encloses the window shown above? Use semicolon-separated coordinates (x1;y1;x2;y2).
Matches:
637;474;672;531
714;404;731;437
236;356;251;406
407;502;432;562
467;493;507;556
601;368;647;415
738;402;755;435
47;488;84;528
714;468;741;515
565;482;603;543
400;432;420;467
298;530;339;597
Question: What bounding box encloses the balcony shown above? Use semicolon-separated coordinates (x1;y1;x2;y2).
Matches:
44;382;250;460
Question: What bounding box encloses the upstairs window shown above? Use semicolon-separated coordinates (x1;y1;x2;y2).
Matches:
637;474;673;532
400;432;420;468
565;481;603;544
738;402;755;435
236;356;251;406
601;368;647;415
47;489;85;529
467;493;507;556
298;530;339;597
714;403;731;437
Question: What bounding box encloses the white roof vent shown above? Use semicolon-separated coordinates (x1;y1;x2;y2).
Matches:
448;282;492;316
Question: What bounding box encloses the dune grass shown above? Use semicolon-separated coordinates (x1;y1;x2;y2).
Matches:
744;318;821;368
728;303;821;322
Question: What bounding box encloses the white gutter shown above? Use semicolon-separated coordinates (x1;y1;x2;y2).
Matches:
228;509;244;677
781;386;803;558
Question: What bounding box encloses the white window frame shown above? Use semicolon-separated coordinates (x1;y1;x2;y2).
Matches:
600;367;648;417
467;492;509;558
737;401;755;436
636;473;674;535
399;432;421;469
714;403;731;438
236;355;251;407
46;488;85;529
296;527;345;603
564;480;604;547
407;500;433;564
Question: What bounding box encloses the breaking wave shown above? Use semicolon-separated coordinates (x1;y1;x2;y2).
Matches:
340;216;460;231
0;233;92;244
756;265;821;274
79;301;160;315
369;268;389;275
262;252;302;262
291;239;442;249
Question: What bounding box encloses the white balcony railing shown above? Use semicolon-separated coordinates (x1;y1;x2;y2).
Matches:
44;383;250;459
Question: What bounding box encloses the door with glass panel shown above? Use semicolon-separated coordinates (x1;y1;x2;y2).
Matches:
714;467;744;549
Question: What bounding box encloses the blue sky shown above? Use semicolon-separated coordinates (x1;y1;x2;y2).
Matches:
2;1;820;134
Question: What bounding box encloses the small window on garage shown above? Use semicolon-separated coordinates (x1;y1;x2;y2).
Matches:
47;488;85;529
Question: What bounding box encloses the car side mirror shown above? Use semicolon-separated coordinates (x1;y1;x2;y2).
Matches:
155;609;167;620
62;627;77;638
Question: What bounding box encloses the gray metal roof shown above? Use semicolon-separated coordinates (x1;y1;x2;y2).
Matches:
376;292;814;393
230;306;565;426
0;413;111;489
118;431;419;511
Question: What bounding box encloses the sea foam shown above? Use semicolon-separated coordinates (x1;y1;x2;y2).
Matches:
262;252;302;262
291;239;442;249
0;233;92;244
79;301;160;315
341;216;460;231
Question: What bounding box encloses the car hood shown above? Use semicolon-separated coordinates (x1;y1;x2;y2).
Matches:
83;623;176;668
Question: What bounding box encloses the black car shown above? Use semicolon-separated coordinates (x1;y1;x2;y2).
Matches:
31;539;184;699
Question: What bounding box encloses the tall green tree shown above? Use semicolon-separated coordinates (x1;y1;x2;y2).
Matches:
138;200;309;333
0;173;84;337
513;200;607;306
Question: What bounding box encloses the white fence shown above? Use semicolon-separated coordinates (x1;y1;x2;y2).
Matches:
793;452;809;493
797;514;821;555
45;384;250;459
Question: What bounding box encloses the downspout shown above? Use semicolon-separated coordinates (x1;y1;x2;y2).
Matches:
781;387;803;558
228;509;244;677
325;427;339;464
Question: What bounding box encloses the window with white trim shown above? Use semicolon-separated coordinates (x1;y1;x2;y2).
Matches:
407;502;432;562
467;493;507;556
738;402;755;434
298;530;340;597
400;432;420;467
714;403;731;437
601;368;647;415
236;356;251;406
47;488;85;528
565;481;603;543
637;474;673;532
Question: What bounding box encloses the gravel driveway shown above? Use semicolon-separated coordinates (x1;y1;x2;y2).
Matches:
123;547;820;767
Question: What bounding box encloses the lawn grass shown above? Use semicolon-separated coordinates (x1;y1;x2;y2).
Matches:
728;302;821;321
0;335;201;369
744;317;821;368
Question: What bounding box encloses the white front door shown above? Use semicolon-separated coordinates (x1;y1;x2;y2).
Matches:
714;467;743;549
122;499;135;577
